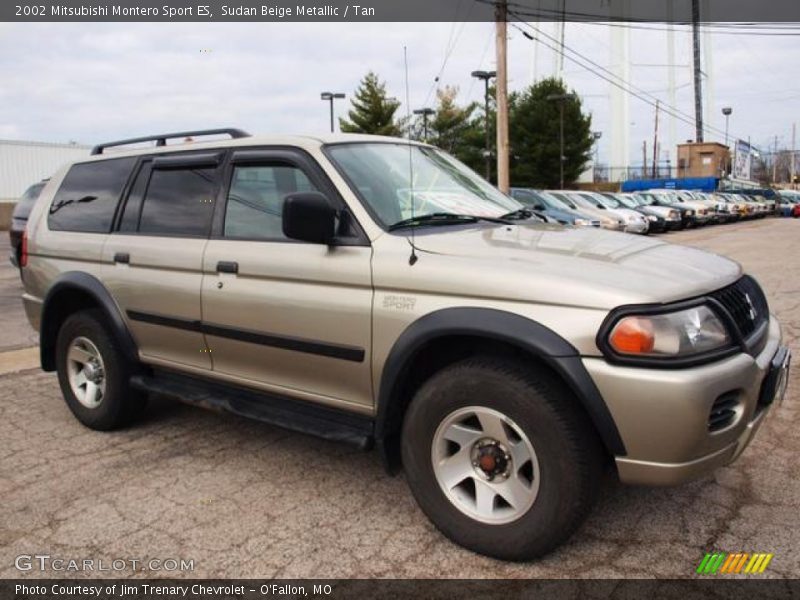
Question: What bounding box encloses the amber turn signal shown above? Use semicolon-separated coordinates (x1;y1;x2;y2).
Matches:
608;317;655;354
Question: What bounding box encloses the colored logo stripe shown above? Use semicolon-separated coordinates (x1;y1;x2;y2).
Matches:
697;552;774;574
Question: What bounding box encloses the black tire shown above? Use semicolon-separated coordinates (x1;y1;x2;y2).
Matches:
56;309;146;431
401;357;604;561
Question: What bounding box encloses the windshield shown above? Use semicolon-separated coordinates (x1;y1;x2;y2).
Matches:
615;195;638;209
13;182;46;219
597;194;621;209
326;143;520;229
544;191;579;210
576;193;604;209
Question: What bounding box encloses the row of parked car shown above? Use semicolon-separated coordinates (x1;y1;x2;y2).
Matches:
510;188;797;235
9;177;800;269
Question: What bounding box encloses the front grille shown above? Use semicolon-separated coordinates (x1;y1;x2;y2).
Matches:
708;391;739;431
709;275;769;340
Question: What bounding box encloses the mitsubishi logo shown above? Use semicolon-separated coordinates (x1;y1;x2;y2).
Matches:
745;293;758;321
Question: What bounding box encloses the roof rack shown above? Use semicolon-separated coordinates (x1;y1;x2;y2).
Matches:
90;128;251;155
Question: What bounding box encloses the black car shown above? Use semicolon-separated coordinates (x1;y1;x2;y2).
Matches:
9;179;47;267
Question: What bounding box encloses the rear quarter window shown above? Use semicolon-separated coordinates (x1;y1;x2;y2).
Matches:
48;158;136;233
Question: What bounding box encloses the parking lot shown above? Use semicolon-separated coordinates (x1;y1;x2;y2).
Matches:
1;217;798;579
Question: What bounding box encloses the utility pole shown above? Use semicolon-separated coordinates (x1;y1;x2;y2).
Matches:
691;0;704;142
773;135;779;184
496;0;510;193
642;141;647;179
413;108;435;142
792;123;797;189
547;93;571;188
652;100;660;178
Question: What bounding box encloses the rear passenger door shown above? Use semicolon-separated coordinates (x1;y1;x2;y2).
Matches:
103;151;223;370
200;148;374;410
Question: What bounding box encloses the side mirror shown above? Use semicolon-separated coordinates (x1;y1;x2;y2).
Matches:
282;192;336;244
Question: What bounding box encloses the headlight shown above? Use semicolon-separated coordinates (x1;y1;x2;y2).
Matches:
605;305;731;359
573;218;591;227
647;215;658;222
669;211;679;219
686;210;694;216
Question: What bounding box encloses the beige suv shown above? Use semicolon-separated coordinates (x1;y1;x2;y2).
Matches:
21;130;791;561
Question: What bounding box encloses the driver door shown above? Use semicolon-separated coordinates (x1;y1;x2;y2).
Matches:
200;148;374;411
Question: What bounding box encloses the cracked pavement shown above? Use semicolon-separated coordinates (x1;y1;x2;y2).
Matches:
0;218;798;579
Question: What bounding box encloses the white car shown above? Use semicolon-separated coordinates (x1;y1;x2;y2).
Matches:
578;192;650;234
647;190;712;225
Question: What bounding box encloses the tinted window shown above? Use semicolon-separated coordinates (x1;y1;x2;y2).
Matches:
224;164;318;240
48;158;135;233
13;181;46;220
139;167;217;236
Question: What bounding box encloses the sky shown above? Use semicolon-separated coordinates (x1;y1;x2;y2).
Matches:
0;21;798;168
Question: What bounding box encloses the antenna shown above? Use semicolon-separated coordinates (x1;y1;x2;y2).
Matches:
404;45;418;266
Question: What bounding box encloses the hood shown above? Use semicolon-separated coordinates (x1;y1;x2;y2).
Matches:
404;223;741;309
642;205;675;219
609;207;647;223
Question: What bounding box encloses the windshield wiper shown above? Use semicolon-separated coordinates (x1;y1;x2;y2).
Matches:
500;208;547;222
387;212;510;231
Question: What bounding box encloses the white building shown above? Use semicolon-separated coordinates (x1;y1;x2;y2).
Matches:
0;139;91;202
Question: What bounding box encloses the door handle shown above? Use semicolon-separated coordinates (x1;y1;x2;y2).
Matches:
216;261;238;274
113;252;130;264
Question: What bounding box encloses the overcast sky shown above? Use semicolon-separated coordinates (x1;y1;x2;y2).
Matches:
0;21;798;167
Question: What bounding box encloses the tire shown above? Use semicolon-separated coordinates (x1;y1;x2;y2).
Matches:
55;309;146;431
401;356;604;561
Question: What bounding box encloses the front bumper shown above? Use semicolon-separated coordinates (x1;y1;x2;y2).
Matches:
624;220;649;234
583;317;788;486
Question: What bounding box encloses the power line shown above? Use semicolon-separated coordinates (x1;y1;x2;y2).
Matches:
510;16;749;143
422;3;472;107
474;2;800;35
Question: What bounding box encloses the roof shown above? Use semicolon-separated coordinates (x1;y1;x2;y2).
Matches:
82;132;426;162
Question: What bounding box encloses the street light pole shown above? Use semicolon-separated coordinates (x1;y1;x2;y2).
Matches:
547;93;572;189
592;131;602;182
471;70;496;182
722;107;732;177
320;92;346;133
413;108;435;142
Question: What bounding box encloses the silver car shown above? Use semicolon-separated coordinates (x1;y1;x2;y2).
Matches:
574;191;649;234
545;190;625;231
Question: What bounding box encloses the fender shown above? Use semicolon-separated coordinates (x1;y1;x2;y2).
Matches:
39;272;139;371
375;307;626;468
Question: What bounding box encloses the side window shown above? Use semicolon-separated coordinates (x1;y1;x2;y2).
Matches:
138;167;217;236
224;164;319;240
48;158;136;233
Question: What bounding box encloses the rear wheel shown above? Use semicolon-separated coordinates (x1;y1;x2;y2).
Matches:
401;357;604;561
56;310;146;430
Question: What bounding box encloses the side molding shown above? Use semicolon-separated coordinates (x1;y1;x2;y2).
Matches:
39;272;139;371
375;308;626;468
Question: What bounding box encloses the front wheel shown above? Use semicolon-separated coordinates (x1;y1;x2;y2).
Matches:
401;357;604;561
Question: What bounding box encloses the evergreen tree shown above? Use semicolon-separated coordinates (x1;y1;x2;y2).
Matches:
421;87;487;174
339;71;403;136
509;78;593;188
456;85;497;182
